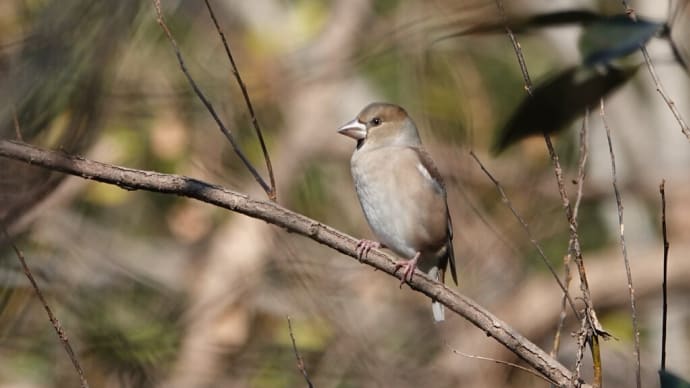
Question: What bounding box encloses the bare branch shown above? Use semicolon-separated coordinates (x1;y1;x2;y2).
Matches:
552;113;589;366
444;342;557;386
550;253;572;362
542;135;592;303
543;134;605;387
620;1;690;140
11;105;24;141
572;111;590;225
469;151;579;319
0;139;583;387
494;2;604;380
287;316;314;388
1;229;90;388
203;0;277;201
573;314;588;383
599;98;641;388
151;0;273;197
659;179;669;371
494;0;532;94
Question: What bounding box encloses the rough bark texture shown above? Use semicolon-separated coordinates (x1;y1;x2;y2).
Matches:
0;139;586;387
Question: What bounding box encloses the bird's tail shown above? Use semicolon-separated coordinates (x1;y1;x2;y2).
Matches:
428;266;445;322
432;301;445;322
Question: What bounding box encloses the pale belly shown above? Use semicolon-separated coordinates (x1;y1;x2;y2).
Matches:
351;147;448;266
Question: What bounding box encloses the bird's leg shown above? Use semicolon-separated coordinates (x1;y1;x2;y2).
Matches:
356;239;381;261
394;252;420;287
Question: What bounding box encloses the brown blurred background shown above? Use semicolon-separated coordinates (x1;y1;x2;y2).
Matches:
1;1;689;387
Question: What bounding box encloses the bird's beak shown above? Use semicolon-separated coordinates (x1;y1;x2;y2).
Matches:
337;118;367;140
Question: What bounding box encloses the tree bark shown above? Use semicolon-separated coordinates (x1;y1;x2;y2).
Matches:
0;139;585;387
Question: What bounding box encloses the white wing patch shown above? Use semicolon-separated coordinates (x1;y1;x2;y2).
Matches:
416;162;443;193
416;162;433;182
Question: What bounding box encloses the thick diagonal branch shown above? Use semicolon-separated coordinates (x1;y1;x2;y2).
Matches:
0;139;583;387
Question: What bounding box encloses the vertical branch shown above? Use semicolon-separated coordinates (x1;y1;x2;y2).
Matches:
493;0;593;319
542;135;594;307
494;1;604;382
552;112;589;362
659;180;669;371
573;314;588;384
543;134;604;388
2;230;90;388
152;0;273;197
202;0;277;201
550;253;572;359
572;110;590;226
600;99;641;388
287;316;314;388
494;0;597;310
513;5;598;326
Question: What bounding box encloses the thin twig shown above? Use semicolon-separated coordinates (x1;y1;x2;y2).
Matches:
445;342;558;386
152;0;273;197
0;139;583;387
494;2;603;380
572;110;590;225
550;253;572;362
620;1;690;140
638;47;690;140
469;151;579;319
542;135;594;306
573;314;588;385
600;98;641;388
659;180;669;371
543;134;604;388
494;0;532;94
11;105;24;141
287;316;314;388
552;112;589;364
1;229;90;388
202;0;277;201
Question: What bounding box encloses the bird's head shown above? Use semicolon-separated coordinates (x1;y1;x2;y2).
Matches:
338;103;421;149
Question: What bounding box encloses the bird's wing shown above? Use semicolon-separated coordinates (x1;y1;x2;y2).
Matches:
410;147;458;285
444;207;458;285
411;147;446;191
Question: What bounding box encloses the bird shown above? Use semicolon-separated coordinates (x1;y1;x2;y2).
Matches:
338;102;458;321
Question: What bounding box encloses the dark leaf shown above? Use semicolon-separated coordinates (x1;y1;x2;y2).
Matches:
579;15;663;67
660;370;690;388
523;9;601;29
493;65;638;154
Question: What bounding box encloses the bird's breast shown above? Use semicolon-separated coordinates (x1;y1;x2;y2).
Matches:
350;147;448;263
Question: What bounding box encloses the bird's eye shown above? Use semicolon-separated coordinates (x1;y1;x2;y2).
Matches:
370;117;382;126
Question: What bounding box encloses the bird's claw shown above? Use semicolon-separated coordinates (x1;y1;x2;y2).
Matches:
393;253;420;288
356;240;381;262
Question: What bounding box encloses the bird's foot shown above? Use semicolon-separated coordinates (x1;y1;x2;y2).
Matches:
356;239;381;261
394;252;420;288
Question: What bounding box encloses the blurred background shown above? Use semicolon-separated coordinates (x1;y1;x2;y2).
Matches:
1;0;689;387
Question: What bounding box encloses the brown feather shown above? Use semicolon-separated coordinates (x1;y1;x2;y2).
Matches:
409;147;458;285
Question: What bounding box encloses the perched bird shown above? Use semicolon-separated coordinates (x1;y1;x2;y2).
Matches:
338;102;458;321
